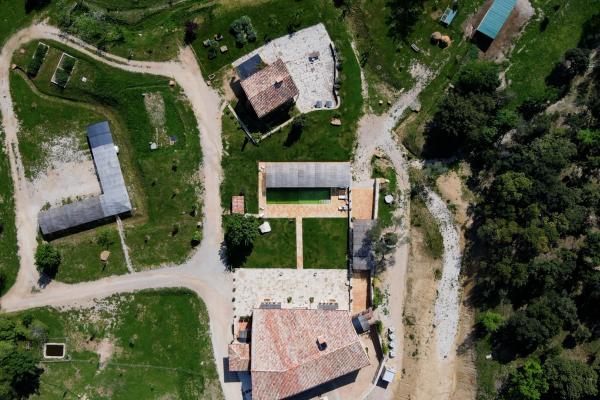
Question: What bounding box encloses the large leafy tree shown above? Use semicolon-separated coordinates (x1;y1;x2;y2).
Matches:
543;357;598;400
504;359;549;400
34;243;61;276
224;214;260;250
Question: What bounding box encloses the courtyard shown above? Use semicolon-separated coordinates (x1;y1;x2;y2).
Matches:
232;23;338;113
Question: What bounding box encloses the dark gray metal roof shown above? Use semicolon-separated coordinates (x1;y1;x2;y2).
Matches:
352;219;375;271
38;121;132;235
264;162;351;188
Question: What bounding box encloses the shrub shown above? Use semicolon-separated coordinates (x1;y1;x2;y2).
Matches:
96;229;114;250
191;230;201;246
374;320;383;335
229;16;257;46
35;243;61;276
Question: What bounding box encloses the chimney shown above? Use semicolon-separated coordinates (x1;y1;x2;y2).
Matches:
316;336;327;351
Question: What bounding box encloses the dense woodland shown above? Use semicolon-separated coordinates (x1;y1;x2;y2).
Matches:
424;13;600;400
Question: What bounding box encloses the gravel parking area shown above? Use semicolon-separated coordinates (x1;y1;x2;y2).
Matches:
232;268;349;317
233;23;337;113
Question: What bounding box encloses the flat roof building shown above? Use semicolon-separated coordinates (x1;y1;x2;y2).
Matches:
240;59;299;118
264;162;351;189
249;308;369;400
38;121;132;236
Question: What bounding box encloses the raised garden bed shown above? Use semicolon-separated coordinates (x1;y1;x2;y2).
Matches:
27;42;49;77
51;52;77;88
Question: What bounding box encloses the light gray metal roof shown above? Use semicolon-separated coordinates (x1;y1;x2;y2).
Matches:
38;121;132;235
352;219;375;271
264;162;351;188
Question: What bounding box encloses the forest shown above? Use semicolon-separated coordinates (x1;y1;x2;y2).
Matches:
424;12;600;400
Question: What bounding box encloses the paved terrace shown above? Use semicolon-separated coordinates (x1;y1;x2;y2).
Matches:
232;268;350;317
232;23;336;113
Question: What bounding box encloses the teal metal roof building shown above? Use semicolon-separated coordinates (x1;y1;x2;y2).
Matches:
476;0;517;40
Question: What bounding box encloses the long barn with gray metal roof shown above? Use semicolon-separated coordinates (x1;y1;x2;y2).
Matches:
38;121;132;236
264;162;351;188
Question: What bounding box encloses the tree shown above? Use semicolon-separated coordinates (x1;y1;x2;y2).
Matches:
543;357;598;400
224;214;259;250
454;62;501;95
477;310;504;334
496;312;553;355
504;359;549;400
386;0;425;41
0;346;41;398
34;243;61;276
184;20;199;45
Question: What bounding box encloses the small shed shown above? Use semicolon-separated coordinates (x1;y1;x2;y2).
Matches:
440;8;457;26
476;0;517;40
231;196;245;214
352;314;370;334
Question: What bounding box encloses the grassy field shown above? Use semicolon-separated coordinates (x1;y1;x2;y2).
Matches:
11;40;202;271
302;218;348;269
52;227;128;283
410;195;443;260
506;0;596;107
219;1;361;214
372;157;398;228
347;0;481;112
47;0;213;61
241;218;296;268
0;128;20;296
13;289;223;399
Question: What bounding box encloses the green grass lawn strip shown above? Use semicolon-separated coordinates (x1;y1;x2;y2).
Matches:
242;218;296;268
302;218;348;269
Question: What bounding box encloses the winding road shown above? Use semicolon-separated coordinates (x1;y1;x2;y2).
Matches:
0;23;241;400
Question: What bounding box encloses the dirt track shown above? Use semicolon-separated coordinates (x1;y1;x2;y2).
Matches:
0;23;241;400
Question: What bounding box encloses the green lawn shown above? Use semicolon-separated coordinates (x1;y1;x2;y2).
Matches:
372;157;398;228
12;41;202;271
506;0;596;107
219;1;361;214
302;218;348;269
52;227;128;283
0;128;19;296
241;218;296;268
267;188;331;204
347;0;482;112
46;0;213;61
13;289;223;399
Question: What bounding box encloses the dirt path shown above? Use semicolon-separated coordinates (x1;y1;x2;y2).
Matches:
0;23;239;400
353;62;467;399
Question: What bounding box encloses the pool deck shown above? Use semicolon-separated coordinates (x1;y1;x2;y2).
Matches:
258;162;347;218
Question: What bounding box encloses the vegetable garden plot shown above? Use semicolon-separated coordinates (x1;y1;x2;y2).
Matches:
27;42;49;77
51;52;77;88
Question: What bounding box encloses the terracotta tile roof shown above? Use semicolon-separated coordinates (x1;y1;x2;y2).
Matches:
240;59;299;118
251;308;370;400
228;343;251;372
231;196;245;214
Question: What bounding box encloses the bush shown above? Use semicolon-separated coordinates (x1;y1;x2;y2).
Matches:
96;229;114;250
374;319;383;335
27;45;48;77
184;21;199;45
230;16;257;46
191;230;201;246
35;244;61;276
